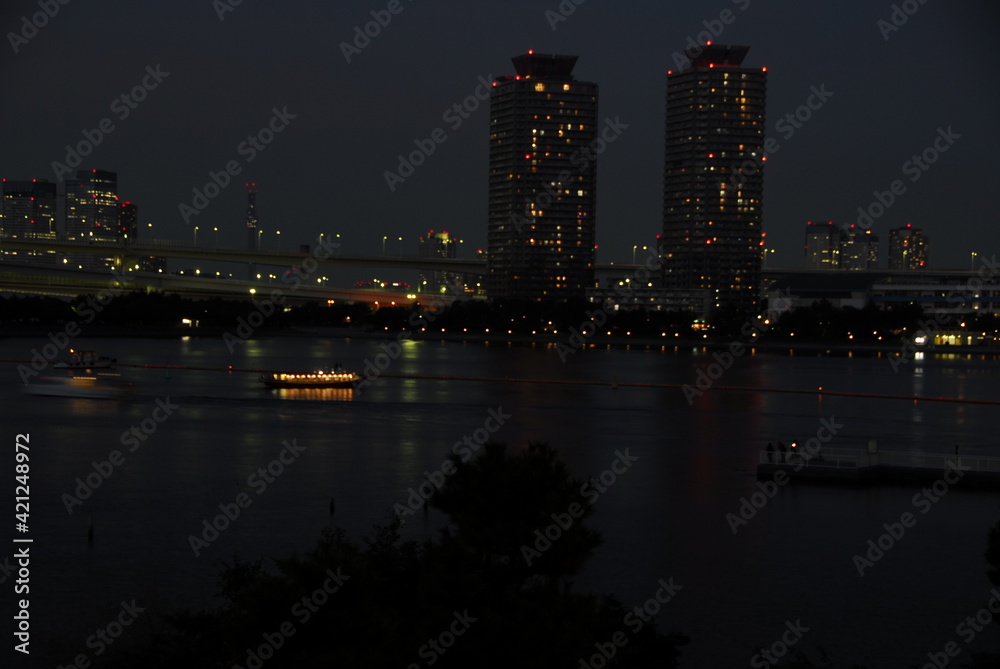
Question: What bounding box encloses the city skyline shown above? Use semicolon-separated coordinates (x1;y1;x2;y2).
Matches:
0;1;995;273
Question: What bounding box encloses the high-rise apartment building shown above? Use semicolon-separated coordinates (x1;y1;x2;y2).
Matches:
839;224;879;271
888;224;928;270
487;51;598;301
803;221;841;270
661;44;767;313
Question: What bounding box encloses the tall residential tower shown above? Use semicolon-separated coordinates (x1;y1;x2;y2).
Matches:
487;51;598;301
661;44;767;313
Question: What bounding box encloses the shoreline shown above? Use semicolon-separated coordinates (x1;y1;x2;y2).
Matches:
2;325;1000;356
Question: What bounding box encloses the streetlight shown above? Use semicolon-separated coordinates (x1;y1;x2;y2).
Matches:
146;222;153;240
276;230;282;250
213;227;219;245
193;226;199;245
632;245;638;264
382;236;388;254
971;252;978;271
397;236;403;255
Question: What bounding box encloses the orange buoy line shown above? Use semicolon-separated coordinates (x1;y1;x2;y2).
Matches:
4;359;999;405
364;374;1000;405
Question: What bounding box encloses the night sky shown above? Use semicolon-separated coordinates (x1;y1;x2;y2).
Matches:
1;0;997;271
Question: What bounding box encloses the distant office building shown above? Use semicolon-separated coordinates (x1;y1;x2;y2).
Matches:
65;169;119;242
1;179;57;238
418;230;462;294
487;51;598;301
246;183;259;279
888;224;928;270
245;183;259;249
0;178;58;265
803;221;841;270
118;201;137;240
64;169;121;270
661;44;767;314
839;225;879;271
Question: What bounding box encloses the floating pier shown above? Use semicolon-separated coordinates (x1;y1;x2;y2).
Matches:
757;448;1000;489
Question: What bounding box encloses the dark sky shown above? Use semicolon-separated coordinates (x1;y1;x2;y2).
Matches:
1;0;997;270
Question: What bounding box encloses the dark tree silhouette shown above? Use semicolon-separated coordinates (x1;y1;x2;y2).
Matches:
87;442;687;668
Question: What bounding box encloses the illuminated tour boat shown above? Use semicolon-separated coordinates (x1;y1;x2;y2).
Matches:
259;367;361;390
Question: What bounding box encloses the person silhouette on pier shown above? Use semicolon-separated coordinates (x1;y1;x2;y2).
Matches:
777;442;788;463
765;442;775;463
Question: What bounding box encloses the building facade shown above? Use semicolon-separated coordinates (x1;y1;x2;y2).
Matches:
803;221;841;270
0;178;58;265
661;44;767;314
487;52;598;301
65;169;119;242
118;201;137;240
839;224;879;271
418;230;462;295
888;224;928;270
